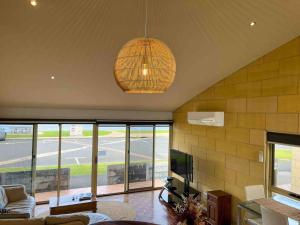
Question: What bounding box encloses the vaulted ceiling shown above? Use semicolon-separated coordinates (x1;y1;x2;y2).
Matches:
1;0;300;111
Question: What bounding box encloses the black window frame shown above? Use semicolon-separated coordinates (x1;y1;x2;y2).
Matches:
267;132;300;200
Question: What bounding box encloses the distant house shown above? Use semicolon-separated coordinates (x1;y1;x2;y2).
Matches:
9;126;33;134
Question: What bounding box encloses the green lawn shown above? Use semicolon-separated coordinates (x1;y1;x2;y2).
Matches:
7;134;34;138
275;149;293;160
0;160;168;177
115;130;169;134
0;163;119;176
0;164;110;176
7;130;111;139
6;129;168;139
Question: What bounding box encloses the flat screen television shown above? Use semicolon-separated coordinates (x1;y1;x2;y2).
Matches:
170;149;193;182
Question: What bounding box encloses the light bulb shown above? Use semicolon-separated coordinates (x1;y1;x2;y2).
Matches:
30;0;37;6
142;63;148;76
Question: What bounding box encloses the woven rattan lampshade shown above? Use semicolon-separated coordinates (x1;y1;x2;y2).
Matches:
114;37;176;93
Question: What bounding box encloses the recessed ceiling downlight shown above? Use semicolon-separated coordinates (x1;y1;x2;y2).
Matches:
250;21;256;27
30;0;37;7
51;75;55;80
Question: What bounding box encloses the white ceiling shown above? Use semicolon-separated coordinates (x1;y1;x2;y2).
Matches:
1;0;300;112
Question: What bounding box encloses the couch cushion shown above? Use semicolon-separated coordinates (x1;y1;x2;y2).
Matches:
0;218;45;225
6;196;35;218
54;222;84;225
0;211;31;219
45;214;90;225
85;213;111;224
4;185;28;203
0;186;8;208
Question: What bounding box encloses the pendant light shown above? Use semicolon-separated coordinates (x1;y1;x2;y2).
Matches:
114;0;176;93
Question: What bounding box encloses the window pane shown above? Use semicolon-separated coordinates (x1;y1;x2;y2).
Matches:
129;126;153;190
0;125;33;194
154;125;170;187
35;124;59;202
97;125;126;195
273;143;300;195
60;124;93;196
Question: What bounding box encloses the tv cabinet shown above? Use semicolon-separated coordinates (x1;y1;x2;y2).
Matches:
158;177;200;206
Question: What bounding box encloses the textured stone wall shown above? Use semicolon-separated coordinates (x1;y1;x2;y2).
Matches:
0;168;70;193
172;37;300;222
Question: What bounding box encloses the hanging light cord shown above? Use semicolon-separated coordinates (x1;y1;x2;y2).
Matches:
144;0;148;38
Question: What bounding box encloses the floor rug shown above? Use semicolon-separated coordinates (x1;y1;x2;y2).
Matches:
36;201;136;221
97;201;136;221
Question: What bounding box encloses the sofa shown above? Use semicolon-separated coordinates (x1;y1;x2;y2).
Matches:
0;213;113;225
0;184;35;219
0;214;90;225
0;185;112;225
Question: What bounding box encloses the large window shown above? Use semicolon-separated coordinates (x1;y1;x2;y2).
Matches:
35;124;59;202
35;124;93;202
268;132;300;199
60;124;93;195
97;124;171;195
0;124;34;194
154;125;170;187
128;125;154;190
0;122;171;202
97;125;126;195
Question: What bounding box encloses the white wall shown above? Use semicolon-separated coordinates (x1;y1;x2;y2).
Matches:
0;107;172;121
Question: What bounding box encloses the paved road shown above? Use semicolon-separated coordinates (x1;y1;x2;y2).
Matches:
0;137;169;168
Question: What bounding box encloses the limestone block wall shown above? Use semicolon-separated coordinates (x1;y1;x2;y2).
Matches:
172;37;300;222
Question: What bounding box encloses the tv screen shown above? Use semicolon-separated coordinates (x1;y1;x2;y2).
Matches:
170;149;193;182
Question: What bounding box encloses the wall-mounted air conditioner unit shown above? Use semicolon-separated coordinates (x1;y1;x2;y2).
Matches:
187;112;224;127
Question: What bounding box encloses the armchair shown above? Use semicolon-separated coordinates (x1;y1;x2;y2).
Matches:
0;184;35;219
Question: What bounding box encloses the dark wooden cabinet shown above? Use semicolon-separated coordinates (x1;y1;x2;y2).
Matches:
207;190;231;225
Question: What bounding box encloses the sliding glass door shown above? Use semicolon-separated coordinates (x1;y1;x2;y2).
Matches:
97;125;126;195
60;124;93;196
154;125;170;187
128;125;154;190
35;124;59;202
0;124;34;194
96;123;171;195
35;123;93;202
0;122;171;201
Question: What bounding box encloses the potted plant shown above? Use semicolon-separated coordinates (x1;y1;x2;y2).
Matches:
174;195;207;225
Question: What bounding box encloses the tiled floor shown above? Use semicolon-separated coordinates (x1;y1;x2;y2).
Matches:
36;180;165;202
35;184;124;202
35;190;179;225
